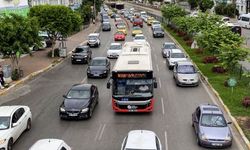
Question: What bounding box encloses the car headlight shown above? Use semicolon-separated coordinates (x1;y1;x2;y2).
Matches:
87;69;90;73
104;70;107;73
84;55;87;58
81;108;89;113
60;107;65;112
225;134;232;141
200;134;208;141
0;139;6;145
163;51;167;54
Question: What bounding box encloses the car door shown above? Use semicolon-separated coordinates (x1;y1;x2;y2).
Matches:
193;107;201;134
173;64;178;78
92;86;97;106
11;109;23;141
106;59;110;71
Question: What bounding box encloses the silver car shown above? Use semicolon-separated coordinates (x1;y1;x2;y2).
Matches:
121;130;162;150
161;42;177;58
192;104;233;148
173;61;199;86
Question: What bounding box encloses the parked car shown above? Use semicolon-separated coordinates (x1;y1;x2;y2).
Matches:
238;13;250;28
87;57;110;78
87;33;101;48
132;17;143;28
71;45;92;64
0;106;32;150
161;42;177;58
152;27;164;38
173;61;199;86
192;104;233;148
121;130;162;150
132;26;143;36
59;84;99;119
102;22;111;31
107;43;122;59
166;49;187;70
29;139;71;150
114;31;126;41
133;34;146;43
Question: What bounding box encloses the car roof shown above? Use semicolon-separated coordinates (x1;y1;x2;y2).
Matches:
126;130;157;149
200;104;223;115
29;139;66;150
135;34;144;37
88;33;99;37
92;57;107;60
71;83;92;90
164;42;175;45
177;61;193;66
103;22;110;24
170;49;183;53
110;43;122;46
0;106;24;116
76;45;89;49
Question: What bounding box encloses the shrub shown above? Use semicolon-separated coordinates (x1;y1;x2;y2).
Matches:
212;65;227;73
185;40;193;46
203;56;219;63
195;48;204;54
215;3;237;17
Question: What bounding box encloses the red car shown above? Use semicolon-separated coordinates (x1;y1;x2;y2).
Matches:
114;31;125;41
133;17;143;28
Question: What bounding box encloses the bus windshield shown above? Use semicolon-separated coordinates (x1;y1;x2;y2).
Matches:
113;79;153;98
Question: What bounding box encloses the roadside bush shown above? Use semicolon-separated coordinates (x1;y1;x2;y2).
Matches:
212;65;227;73
203;56;219;63
47;48;60;57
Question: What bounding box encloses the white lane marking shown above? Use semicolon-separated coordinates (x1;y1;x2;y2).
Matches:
201;80;245;150
164;131;168;150
156;64;159;72
161;97;165;115
81;76;87;84
159;78;162;88
95;124;103;141
98;123;106;141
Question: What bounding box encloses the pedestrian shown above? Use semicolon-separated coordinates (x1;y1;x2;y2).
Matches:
0;65;5;89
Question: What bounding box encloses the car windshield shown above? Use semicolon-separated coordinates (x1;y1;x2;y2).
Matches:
117;25;126;29
164;44;176;49
113;79;153;98
116;32;124;35
153;21;160;25
134;18;142;22
0;117;10;130
90;59;106;66
67;90;90;99
135;36;145;40
75;48;87;53
171;53;185;58
201;114;227;127
89;36;97;40
154;27;162;31
177;65;196;74
133;27;141;30
110;44;122;50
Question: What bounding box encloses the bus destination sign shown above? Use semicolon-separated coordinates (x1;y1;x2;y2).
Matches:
114;72;152;78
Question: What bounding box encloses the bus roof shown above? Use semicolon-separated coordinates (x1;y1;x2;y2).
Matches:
112;42;153;72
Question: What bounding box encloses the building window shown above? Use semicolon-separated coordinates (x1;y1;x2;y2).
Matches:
241;5;243;11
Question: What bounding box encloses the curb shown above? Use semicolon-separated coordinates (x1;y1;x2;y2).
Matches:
0;24;101;97
164;27;250;149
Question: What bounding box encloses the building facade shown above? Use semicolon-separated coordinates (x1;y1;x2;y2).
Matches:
236;0;250;14
31;0;82;6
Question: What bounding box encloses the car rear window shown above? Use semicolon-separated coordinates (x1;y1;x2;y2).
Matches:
134;18;142;22
241;17;250;21
67;90;90;99
171;53;185;58
177;65;195;74
164;44;176;49
75;48;87;53
91;59;106;66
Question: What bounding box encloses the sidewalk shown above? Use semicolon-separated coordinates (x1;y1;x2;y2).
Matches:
0;21;101;94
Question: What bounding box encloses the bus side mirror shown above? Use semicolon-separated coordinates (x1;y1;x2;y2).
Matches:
153;77;157;88
107;82;111;89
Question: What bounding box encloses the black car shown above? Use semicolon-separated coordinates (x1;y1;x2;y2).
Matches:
71;46;92;64
152;27;165;38
102;22;111;31
59;84;99;119
87;57;110;78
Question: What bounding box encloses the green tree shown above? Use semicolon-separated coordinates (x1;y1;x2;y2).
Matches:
218;43;249;73
0;14;40;77
78;4;92;24
161;4;186;24
199;0;214;12
29;5;82;57
188;0;198;10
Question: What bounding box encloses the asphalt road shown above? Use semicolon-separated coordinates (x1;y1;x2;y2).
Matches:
0;6;248;150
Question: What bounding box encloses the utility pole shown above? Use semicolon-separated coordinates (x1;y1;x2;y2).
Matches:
93;0;96;24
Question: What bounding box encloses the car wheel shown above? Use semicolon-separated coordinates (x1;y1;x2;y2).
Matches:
26;119;31;131
192;122;194;127
7;138;13;150
33;45;39;51
196;136;201;146
168;65;171;70
88;107;93;119
71;61;74;64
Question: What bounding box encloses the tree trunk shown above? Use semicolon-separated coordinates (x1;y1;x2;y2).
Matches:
51;37;56;58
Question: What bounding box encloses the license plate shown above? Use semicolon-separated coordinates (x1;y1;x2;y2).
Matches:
127;105;138;109
69;113;78;117
212;143;222;146
91;44;95;46
76;59;81;61
94;74;99;77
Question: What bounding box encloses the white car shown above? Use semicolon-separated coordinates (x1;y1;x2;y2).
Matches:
121;130;162;150
87;33;101;48
166;49;188;70
0;106;32;150
29;139;71;150
133;34;146;43
151;20;161;29
107;43;122;59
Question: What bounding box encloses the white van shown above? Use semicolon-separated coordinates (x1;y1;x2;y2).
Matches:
29;139;71;150
237;13;250;28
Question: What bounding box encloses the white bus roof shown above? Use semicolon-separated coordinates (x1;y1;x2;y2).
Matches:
112;42;152;72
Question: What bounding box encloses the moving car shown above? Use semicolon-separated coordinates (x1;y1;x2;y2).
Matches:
87;33;101;48
161;42;177;58
102;22;111;31
107;43;122;59
121;130;162;150
192;104;233;148
238;13;250;28
132;17;143;28
0;106;32;150
166;49;187;70
152;27;165;38
151;20;161;29
114;31;126;41
132;26;143;36
87;57;110;78
29;139;71;150
173;61;199;86
59;84;99;119
147;16;155;25
115;18;123;27
71;45;92;64
117;24;127;35
133;34;146;43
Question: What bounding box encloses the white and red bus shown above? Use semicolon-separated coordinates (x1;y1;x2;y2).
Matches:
107;42;157;112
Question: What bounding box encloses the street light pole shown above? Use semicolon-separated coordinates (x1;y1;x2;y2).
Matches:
93;0;96;24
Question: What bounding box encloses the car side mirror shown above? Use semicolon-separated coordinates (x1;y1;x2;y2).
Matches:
63;95;67;98
12;122;18;127
227;121;232;124
153;77;157;88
